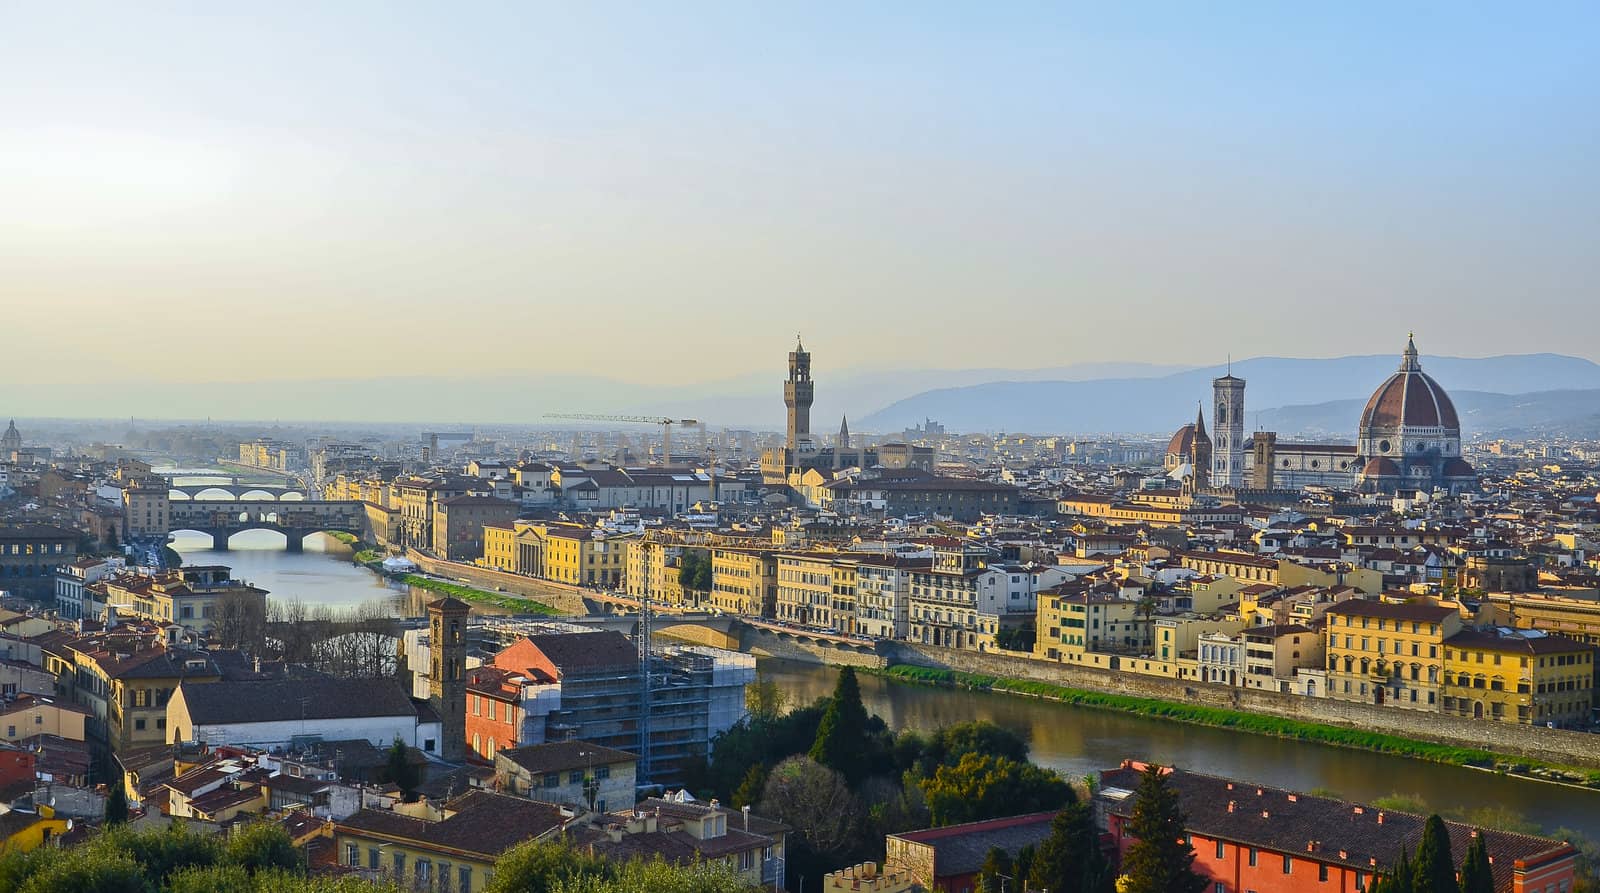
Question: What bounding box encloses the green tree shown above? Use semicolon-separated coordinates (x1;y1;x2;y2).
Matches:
1119;765;1206;893
485;838;610;893
1030;801;1114;893
1458;832;1493;893
1369;848;1414;893
919;753;1072;827
225;822;301;874
1013;845;1036;891
105;775;130;827
1415;814;1460;893
928;720;1029;769
383;736;420;802
809;667;869;784
978;847;1013;893
732;763;769;811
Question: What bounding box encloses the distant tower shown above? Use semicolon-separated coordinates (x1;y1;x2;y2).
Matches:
428;597;470;763
834;416;851;470
1188;404;1212;492
1;420;19;455
1212;370;1246;487
784;336;814;451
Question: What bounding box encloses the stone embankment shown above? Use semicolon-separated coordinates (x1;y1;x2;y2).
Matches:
403;550;591;615
734;624;1600;772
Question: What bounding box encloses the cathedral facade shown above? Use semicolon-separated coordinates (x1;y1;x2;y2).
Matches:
1165;337;1478;497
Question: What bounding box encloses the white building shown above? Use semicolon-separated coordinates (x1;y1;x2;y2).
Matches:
168;677;442;756
55;556;123;621
976;564;1072;621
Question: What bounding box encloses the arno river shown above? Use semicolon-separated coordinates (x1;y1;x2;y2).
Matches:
172;532;1600;839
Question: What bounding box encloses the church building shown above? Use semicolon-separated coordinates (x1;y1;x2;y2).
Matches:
1165;337;1478;497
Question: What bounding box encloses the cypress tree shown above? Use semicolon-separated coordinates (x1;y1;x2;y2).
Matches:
1119;765;1207;893
1457;832;1493;893
978;847;1013;893
1029;800;1113;893
808;667;869;784
1415;814;1460;893
105;774;130;826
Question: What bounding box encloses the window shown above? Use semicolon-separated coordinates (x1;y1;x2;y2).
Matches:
369;848;380;869
135;718;146;731
1216;840;1225;859
596;766;610;780
346;844;359;867
1283;854;1292;874
393;852;406;875
417;860;432;886
1216;884;1227;893
1320;864;1329;882
1248;848;1258;867
544;773;560;788
459;866;473;893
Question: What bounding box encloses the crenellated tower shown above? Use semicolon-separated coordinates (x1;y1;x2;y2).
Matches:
784;336;814;450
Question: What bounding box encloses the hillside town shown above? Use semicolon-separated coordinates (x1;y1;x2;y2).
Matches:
0;337;1597;892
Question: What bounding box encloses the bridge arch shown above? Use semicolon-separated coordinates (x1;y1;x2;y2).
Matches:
192;487;239;501
237;489;281;502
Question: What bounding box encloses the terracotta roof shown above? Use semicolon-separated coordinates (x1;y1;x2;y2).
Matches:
1098;765;1572;889
338;791;567;859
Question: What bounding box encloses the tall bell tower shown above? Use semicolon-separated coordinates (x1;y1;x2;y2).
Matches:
1212;370;1246;488
428;597;470;763
784;336;814;451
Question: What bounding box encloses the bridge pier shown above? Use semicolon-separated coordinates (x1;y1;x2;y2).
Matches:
284;534;304;553
211;531;230;551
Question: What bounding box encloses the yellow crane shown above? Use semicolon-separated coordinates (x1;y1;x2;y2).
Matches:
543;413;703;465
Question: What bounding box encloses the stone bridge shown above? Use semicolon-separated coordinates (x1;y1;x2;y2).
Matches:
167;500;364;552
580;596;881;655
167;482;312;501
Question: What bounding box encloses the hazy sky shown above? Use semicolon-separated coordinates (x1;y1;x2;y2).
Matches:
3;2;1597;388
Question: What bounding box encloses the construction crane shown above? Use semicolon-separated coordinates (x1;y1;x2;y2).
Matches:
543;413;702;466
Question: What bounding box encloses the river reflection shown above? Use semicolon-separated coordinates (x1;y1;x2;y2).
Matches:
758;660;1600;839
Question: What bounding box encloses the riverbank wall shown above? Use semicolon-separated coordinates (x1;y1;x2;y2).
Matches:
404;550;591;615
736;625;1600;771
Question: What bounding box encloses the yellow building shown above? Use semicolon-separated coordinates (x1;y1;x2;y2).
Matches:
830;560;861;635
709;547;777;616
775;552;842;628
1324;600;1460;710
0;804;70;854
336;791;569;893
0;696;88;743
482;523;519;573
625;538;684;603
1482;590;1600;646
1034;587;1147;663
1442;630;1595;725
92;567;267;636
535;525;624;588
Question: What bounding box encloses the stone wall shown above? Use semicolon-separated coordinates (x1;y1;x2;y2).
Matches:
886;642;1600;770
404;550;590;615
739;626;888;670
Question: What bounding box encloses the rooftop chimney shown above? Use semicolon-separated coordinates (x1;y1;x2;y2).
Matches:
1227;801;1236;813
1377;812;1385;825
742;804;751;831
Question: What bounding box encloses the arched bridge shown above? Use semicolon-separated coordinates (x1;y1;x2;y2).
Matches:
167;500;363;552
167;483;311;502
580;596;880;654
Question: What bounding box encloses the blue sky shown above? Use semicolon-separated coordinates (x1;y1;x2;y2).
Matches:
2;2;1595;387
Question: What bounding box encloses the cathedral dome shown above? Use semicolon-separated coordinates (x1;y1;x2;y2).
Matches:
1166;424;1203;457
1359;336;1459;431
1360;457;1401;478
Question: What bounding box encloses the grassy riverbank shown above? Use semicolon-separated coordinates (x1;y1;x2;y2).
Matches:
399;574;561;615
325;531;359;546
869;664;1600;787
352;549;384;564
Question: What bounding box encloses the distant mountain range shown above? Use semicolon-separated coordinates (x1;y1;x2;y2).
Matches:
14;353;1600;437
857;353;1600;437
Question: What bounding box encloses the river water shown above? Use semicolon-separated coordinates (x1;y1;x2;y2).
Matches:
166;532;1600;838
758;662;1600;839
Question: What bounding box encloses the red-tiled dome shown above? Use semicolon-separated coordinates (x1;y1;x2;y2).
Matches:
1442;457;1477;478
1361;457;1401;478
1359;337;1460;431
1167;423;1209;456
